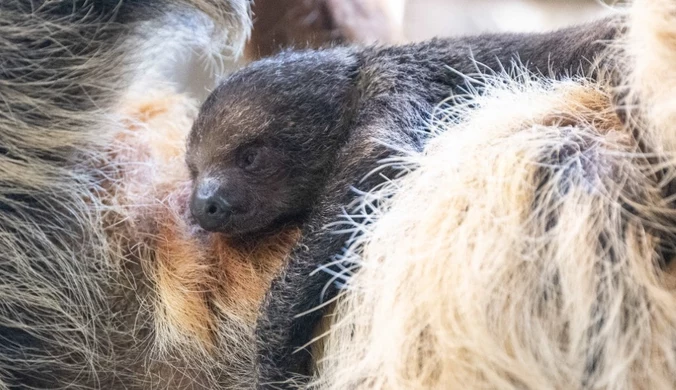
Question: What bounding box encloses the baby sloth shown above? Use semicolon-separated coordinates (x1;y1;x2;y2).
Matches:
186;49;359;236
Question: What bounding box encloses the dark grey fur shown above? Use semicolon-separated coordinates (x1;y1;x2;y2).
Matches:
185;16;622;388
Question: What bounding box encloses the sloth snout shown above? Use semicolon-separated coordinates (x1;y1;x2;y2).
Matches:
190;177;233;232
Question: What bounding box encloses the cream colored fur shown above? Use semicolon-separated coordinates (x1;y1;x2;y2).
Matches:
313;1;676;389
624;0;676;153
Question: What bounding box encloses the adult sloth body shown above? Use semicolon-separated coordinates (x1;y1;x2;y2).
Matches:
181;16;622;386
0;1;622;389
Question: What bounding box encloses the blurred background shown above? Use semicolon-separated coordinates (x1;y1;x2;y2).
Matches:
405;0;615;40
244;0;620;61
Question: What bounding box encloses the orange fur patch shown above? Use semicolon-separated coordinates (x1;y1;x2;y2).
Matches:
209;229;301;322
154;183;300;347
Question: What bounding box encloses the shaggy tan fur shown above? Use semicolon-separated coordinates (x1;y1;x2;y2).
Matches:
313;1;676;389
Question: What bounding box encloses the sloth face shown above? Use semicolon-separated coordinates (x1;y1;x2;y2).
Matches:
185;49;357;236
186;140;307;236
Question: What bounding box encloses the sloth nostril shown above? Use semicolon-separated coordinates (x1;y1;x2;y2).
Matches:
201;196;230;218
207;203;220;215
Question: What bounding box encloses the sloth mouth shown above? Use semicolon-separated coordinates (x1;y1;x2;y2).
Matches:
214;208;294;241
219;209;266;235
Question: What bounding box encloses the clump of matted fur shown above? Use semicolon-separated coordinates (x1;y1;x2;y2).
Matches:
313;1;676;388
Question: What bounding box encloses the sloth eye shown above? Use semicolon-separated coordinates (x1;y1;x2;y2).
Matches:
244;150;257;166
238;147;263;171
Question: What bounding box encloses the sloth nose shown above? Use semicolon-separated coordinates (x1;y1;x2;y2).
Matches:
190;178;232;232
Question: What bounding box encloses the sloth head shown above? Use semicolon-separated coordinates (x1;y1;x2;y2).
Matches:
186;49;359;236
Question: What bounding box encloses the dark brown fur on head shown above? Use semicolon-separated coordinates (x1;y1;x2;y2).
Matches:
186;48;360;236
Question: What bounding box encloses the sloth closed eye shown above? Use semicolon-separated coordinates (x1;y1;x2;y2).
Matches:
239;147;265;171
